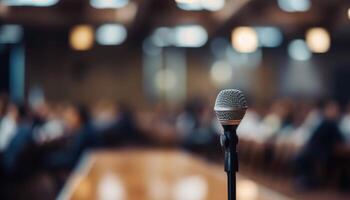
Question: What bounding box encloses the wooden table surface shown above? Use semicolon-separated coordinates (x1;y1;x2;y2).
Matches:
58;149;293;200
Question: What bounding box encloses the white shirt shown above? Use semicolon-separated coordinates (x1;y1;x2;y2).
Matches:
0;115;17;151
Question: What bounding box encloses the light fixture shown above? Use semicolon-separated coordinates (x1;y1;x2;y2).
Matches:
150;25;207;48
201;0;225;11
288;39;311;61
255;27;283;48
306;27;330;53
231;27;258;53
277;0;311;12
175;0;225;11
3;0;59;6
210;61;233;87
69;25;94;51
96;24;127;45
90;0;128;9
173;25;208;47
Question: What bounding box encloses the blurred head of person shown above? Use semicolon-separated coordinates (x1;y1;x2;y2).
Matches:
63;104;90;133
91;99;117;129
322;100;340;121
31;100;50;125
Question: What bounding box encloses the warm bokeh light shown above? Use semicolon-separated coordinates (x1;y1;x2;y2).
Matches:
306;27;330;53
231;26;258;53
348;8;350;20
210;61;233;86
288;39;311;61
69;25;94;51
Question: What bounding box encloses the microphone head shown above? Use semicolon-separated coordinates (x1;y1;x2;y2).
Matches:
214;89;248;126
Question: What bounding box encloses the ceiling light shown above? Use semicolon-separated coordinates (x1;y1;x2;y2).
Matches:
231;27;258;53
69;25;94;51
306;27;330;53
90;0;128;9
277;0;311;12
3;0;59;6
288;39;311;61
201;0;225;11
173;25;208;47
96;24;127;45
175;0;225;11
255;27;283;48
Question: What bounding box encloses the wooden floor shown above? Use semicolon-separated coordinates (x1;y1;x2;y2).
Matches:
58;149;294;200
240;164;350;200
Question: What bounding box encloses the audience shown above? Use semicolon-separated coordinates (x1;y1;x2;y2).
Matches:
294;100;344;190
0;91;350;198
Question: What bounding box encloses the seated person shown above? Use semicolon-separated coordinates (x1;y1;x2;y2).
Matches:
43;104;96;170
294;100;344;190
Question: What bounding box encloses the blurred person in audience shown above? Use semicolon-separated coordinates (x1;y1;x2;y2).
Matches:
294;100;344;190
143;103;178;145
258;99;294;143
0;103;20;153
237;103;263;141
339;102;350;142
2;104;34;176
252;99;294;168
97;101;138;146
91;100;117;131
44;104;96;169
274;100;321;150
176;98;220;154
32;103;65;144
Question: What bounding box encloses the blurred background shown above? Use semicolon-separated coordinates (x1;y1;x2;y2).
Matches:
1;0;350;199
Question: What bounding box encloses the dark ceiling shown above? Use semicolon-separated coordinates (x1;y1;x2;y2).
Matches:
1;0;350;43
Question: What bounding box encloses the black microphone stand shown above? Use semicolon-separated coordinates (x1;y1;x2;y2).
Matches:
220;125;239;200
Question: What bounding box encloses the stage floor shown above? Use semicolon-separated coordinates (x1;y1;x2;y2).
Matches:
58;149;293;200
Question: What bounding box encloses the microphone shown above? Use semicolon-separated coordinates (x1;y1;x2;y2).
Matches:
214;89;247;200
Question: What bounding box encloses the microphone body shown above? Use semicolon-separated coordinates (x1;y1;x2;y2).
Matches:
214;89;247;200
